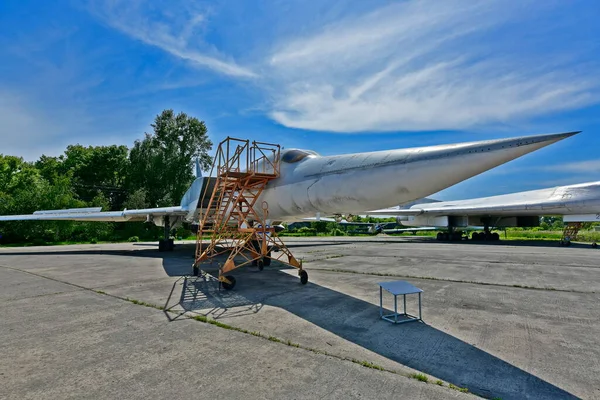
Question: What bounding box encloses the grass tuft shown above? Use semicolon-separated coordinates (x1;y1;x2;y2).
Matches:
435;380;443;386
125;298;162;310
410;373;428;382
448;383;469;393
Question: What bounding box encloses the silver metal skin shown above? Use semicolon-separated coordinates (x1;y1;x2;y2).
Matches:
259;131;580;222
369;180;600;227
0;131;579;226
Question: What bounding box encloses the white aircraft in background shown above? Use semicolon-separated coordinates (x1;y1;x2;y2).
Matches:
0;131;579;250
368;180;600;247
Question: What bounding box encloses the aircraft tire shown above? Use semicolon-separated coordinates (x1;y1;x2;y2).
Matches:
436;232;443;241
221;275;236;290
263;254;271;266
257;260;264;271
492;232;500;241
192;265;199;276
299;270;308;285
592;242;598;249
158;239;166;252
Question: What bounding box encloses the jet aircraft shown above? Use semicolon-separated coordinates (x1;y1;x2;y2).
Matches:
0;131;580;250
368;180;600;247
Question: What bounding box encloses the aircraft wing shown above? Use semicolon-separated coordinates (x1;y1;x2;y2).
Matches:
383;227;439;233
367;202;569;216
367;182;600;220
302;216;338;222
0;206;188;223
367;199;580;217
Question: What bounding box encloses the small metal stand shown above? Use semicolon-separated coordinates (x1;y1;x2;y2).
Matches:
378;280;423;324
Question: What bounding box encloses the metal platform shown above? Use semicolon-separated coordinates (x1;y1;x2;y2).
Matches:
192;137;307;290
378;280;423;324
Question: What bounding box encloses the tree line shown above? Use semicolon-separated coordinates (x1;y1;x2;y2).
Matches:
0;110;212;245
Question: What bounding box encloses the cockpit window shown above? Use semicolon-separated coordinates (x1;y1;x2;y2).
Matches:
281;149;319;163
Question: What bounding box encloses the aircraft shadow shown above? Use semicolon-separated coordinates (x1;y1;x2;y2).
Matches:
170;256;578;400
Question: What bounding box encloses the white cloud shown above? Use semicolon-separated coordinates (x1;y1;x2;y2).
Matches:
266;0;600;132
0;88;145;161
89;0;256;78
542;160;600;173
0;91;69;160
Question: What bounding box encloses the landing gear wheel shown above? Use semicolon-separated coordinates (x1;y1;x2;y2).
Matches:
257;260;264;271
299;270;308;285
593;242;598;249
221;275;236;290
263;256;271;266
491;232;500;241
192;265;199;276
436;232;443;241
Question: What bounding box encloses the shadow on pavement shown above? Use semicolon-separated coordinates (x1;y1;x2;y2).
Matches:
0;242;581;399
169;254;578;400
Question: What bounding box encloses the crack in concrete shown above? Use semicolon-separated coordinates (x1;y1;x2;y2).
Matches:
307;267;597;294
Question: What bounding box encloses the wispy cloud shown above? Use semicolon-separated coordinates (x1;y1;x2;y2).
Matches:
266;0;600;132
0;90;81;160
88;0;256;78
542;159;600;173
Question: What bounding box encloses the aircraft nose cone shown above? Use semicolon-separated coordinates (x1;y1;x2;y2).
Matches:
304;130;580;214
392;130;581;201
405;130;581;165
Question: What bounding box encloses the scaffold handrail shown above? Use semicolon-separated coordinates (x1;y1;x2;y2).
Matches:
193;137;303;289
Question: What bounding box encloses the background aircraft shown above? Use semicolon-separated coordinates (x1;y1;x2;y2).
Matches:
0;131;579;250
369;180;600;247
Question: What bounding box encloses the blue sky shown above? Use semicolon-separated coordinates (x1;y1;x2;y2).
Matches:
1;0;599;200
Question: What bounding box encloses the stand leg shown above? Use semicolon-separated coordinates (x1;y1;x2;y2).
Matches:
418;292;422;321
379;287;383;319
403;294;407;316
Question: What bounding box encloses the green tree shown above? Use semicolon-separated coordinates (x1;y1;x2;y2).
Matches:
310;221;329;233
63;144;129;208
127;109;213;207
35;145;129;209
0;155;83;243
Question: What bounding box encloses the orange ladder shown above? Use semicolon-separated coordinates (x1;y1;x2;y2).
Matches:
192;137;306;290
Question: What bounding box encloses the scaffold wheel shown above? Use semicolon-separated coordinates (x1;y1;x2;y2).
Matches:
299;270;308;285
221;275;236;290
263;254;271;266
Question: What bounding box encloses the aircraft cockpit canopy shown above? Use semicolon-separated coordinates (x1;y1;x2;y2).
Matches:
281;149;320;164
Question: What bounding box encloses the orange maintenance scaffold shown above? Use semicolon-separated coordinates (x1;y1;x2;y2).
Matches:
192;137;307;290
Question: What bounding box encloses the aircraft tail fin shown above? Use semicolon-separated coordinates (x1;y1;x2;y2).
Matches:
195;158;202;178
